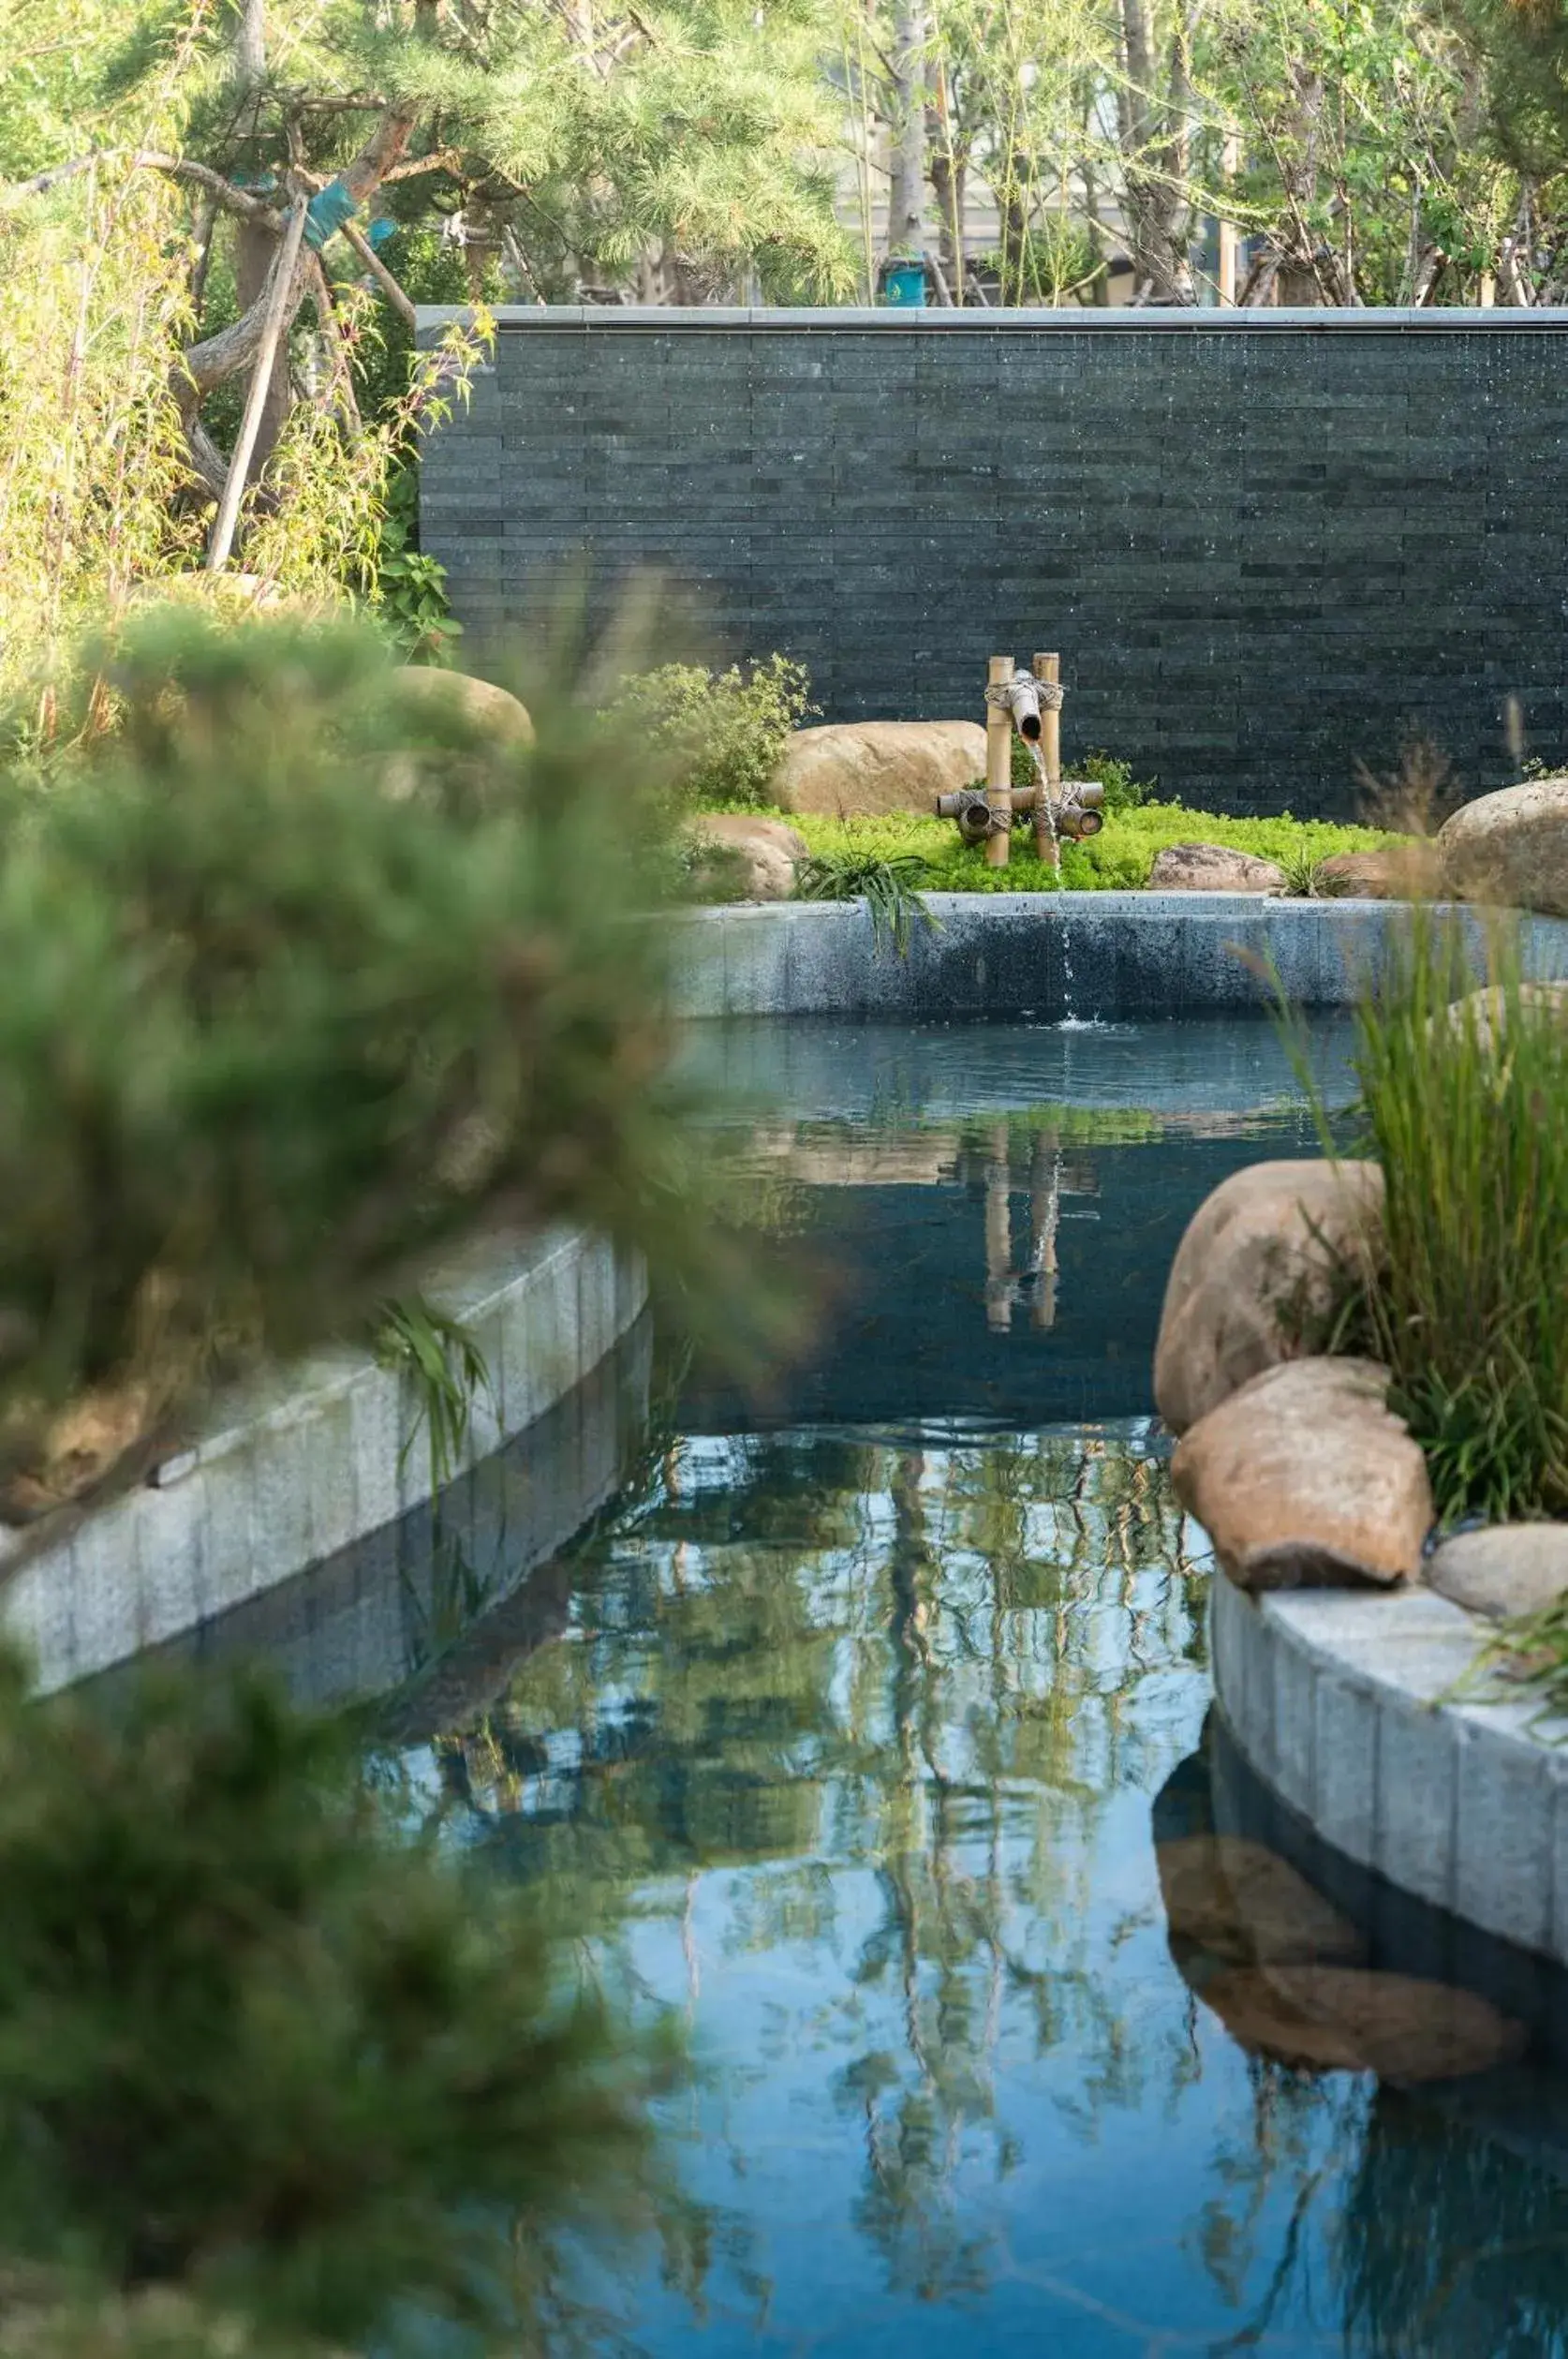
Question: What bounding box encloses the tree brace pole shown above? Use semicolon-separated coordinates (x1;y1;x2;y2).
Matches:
205;196;308;571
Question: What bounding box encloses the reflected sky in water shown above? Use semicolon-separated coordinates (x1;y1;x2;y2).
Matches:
384;1016;1568;2356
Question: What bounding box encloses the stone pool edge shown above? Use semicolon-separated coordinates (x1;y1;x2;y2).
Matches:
672;894;1568;1019
0;1224;647;1696
1210;1571;1568;1966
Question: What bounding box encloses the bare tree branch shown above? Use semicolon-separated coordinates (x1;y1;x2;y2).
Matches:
342;221;418;325
2;149;282;225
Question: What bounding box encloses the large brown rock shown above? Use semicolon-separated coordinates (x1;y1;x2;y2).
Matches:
1198;1964;1524;2082
1316;842;1442;900
776;720;986;818
1171;1357;1433;1592
391;666;534;747
686;814;808;902
1146;842;1287;894
1154;1160;1383;1436
1439;777;1568;917
1426;1522;1568;1623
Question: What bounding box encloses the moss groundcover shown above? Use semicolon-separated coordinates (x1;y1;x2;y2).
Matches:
732;803;1390;893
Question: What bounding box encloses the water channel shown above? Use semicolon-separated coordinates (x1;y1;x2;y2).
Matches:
154;1015;1568;2355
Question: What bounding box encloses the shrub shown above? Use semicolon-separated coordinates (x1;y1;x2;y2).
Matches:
0;1646;669;2352
605;654;814;810
0;607;732;1506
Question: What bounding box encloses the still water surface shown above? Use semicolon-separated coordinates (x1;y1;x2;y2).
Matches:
381;1019;1568;2352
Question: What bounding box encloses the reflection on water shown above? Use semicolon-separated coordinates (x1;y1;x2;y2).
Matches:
396;1421;1568;2356
362;1016;1568;2352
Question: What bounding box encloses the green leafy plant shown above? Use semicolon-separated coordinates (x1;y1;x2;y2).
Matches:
373;1296;494;1494
373;467;461;665
793;849;940;957
1077;749;1155;814
606;655;814;811
0;1645;673;2353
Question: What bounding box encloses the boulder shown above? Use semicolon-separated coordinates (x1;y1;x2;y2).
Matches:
1438;777;1568;918
776;721;987;819
1316;842;1442;900
1154;1159;1383;1436
1157;1834;1365;1968
687;814;808;902
1171;1357;1432;1592
391;666;534;747
1197;1964;1525;2082
1426;1522;1568;1623
1146;842;1287;894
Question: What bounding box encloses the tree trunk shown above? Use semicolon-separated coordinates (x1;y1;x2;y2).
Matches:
931;144;965;300
886;0;929;261
1117;0;1196;303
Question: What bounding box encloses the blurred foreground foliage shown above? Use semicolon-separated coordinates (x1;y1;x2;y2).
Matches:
0;606;788;1514
0;1644;674;2359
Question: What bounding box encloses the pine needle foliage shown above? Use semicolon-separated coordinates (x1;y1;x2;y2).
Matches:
0;1644;671;2352
0;606;737;1498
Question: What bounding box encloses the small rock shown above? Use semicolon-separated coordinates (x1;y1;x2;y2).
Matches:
1171;1357;1433;1592
1157;1834;1366;1967
1316;842;1442;900
686;814;808;902
1154;1159;1383;1435
1146;843;1287;894
777;720;988;818
1198;1964;1525;2083
1439;777;1568;918
391;666;534;747
1426;1523;1568;1622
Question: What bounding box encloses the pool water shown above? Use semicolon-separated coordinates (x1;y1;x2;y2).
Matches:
269;1016;1568;2352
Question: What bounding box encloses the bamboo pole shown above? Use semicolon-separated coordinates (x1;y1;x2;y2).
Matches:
985;652;1013;868
206;196;308;571
1031;650;1061;868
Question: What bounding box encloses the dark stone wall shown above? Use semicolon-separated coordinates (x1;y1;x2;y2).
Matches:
418;309;1568;818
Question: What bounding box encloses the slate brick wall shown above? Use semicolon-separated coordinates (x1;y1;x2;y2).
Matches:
419;310;1568;819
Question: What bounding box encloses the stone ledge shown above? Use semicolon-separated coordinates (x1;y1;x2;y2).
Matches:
1211;1574;1568;1965
0;1225;648;1696
672;897;1568;1022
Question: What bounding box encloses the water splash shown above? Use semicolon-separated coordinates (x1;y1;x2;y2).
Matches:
1029;741;1076;1024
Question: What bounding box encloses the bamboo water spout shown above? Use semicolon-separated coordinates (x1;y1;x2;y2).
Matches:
935;648;1104;868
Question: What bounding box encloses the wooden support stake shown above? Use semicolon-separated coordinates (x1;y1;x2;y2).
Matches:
206;196;308;571
1031;649;1062;870
985;652;1013;868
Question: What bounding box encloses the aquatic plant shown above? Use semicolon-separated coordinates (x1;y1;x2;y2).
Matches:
1281;910;1568;1524
793;849;941;956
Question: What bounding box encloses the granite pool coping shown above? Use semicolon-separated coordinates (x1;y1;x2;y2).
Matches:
1210;1574;1568;1966
671;895;1568;1020
0;1224;647;1695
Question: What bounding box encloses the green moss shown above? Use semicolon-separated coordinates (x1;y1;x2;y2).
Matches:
743;801;1390;893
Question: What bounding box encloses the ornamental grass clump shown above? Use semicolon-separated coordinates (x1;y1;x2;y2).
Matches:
0;605;740;1515
1348;914;1568;1523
